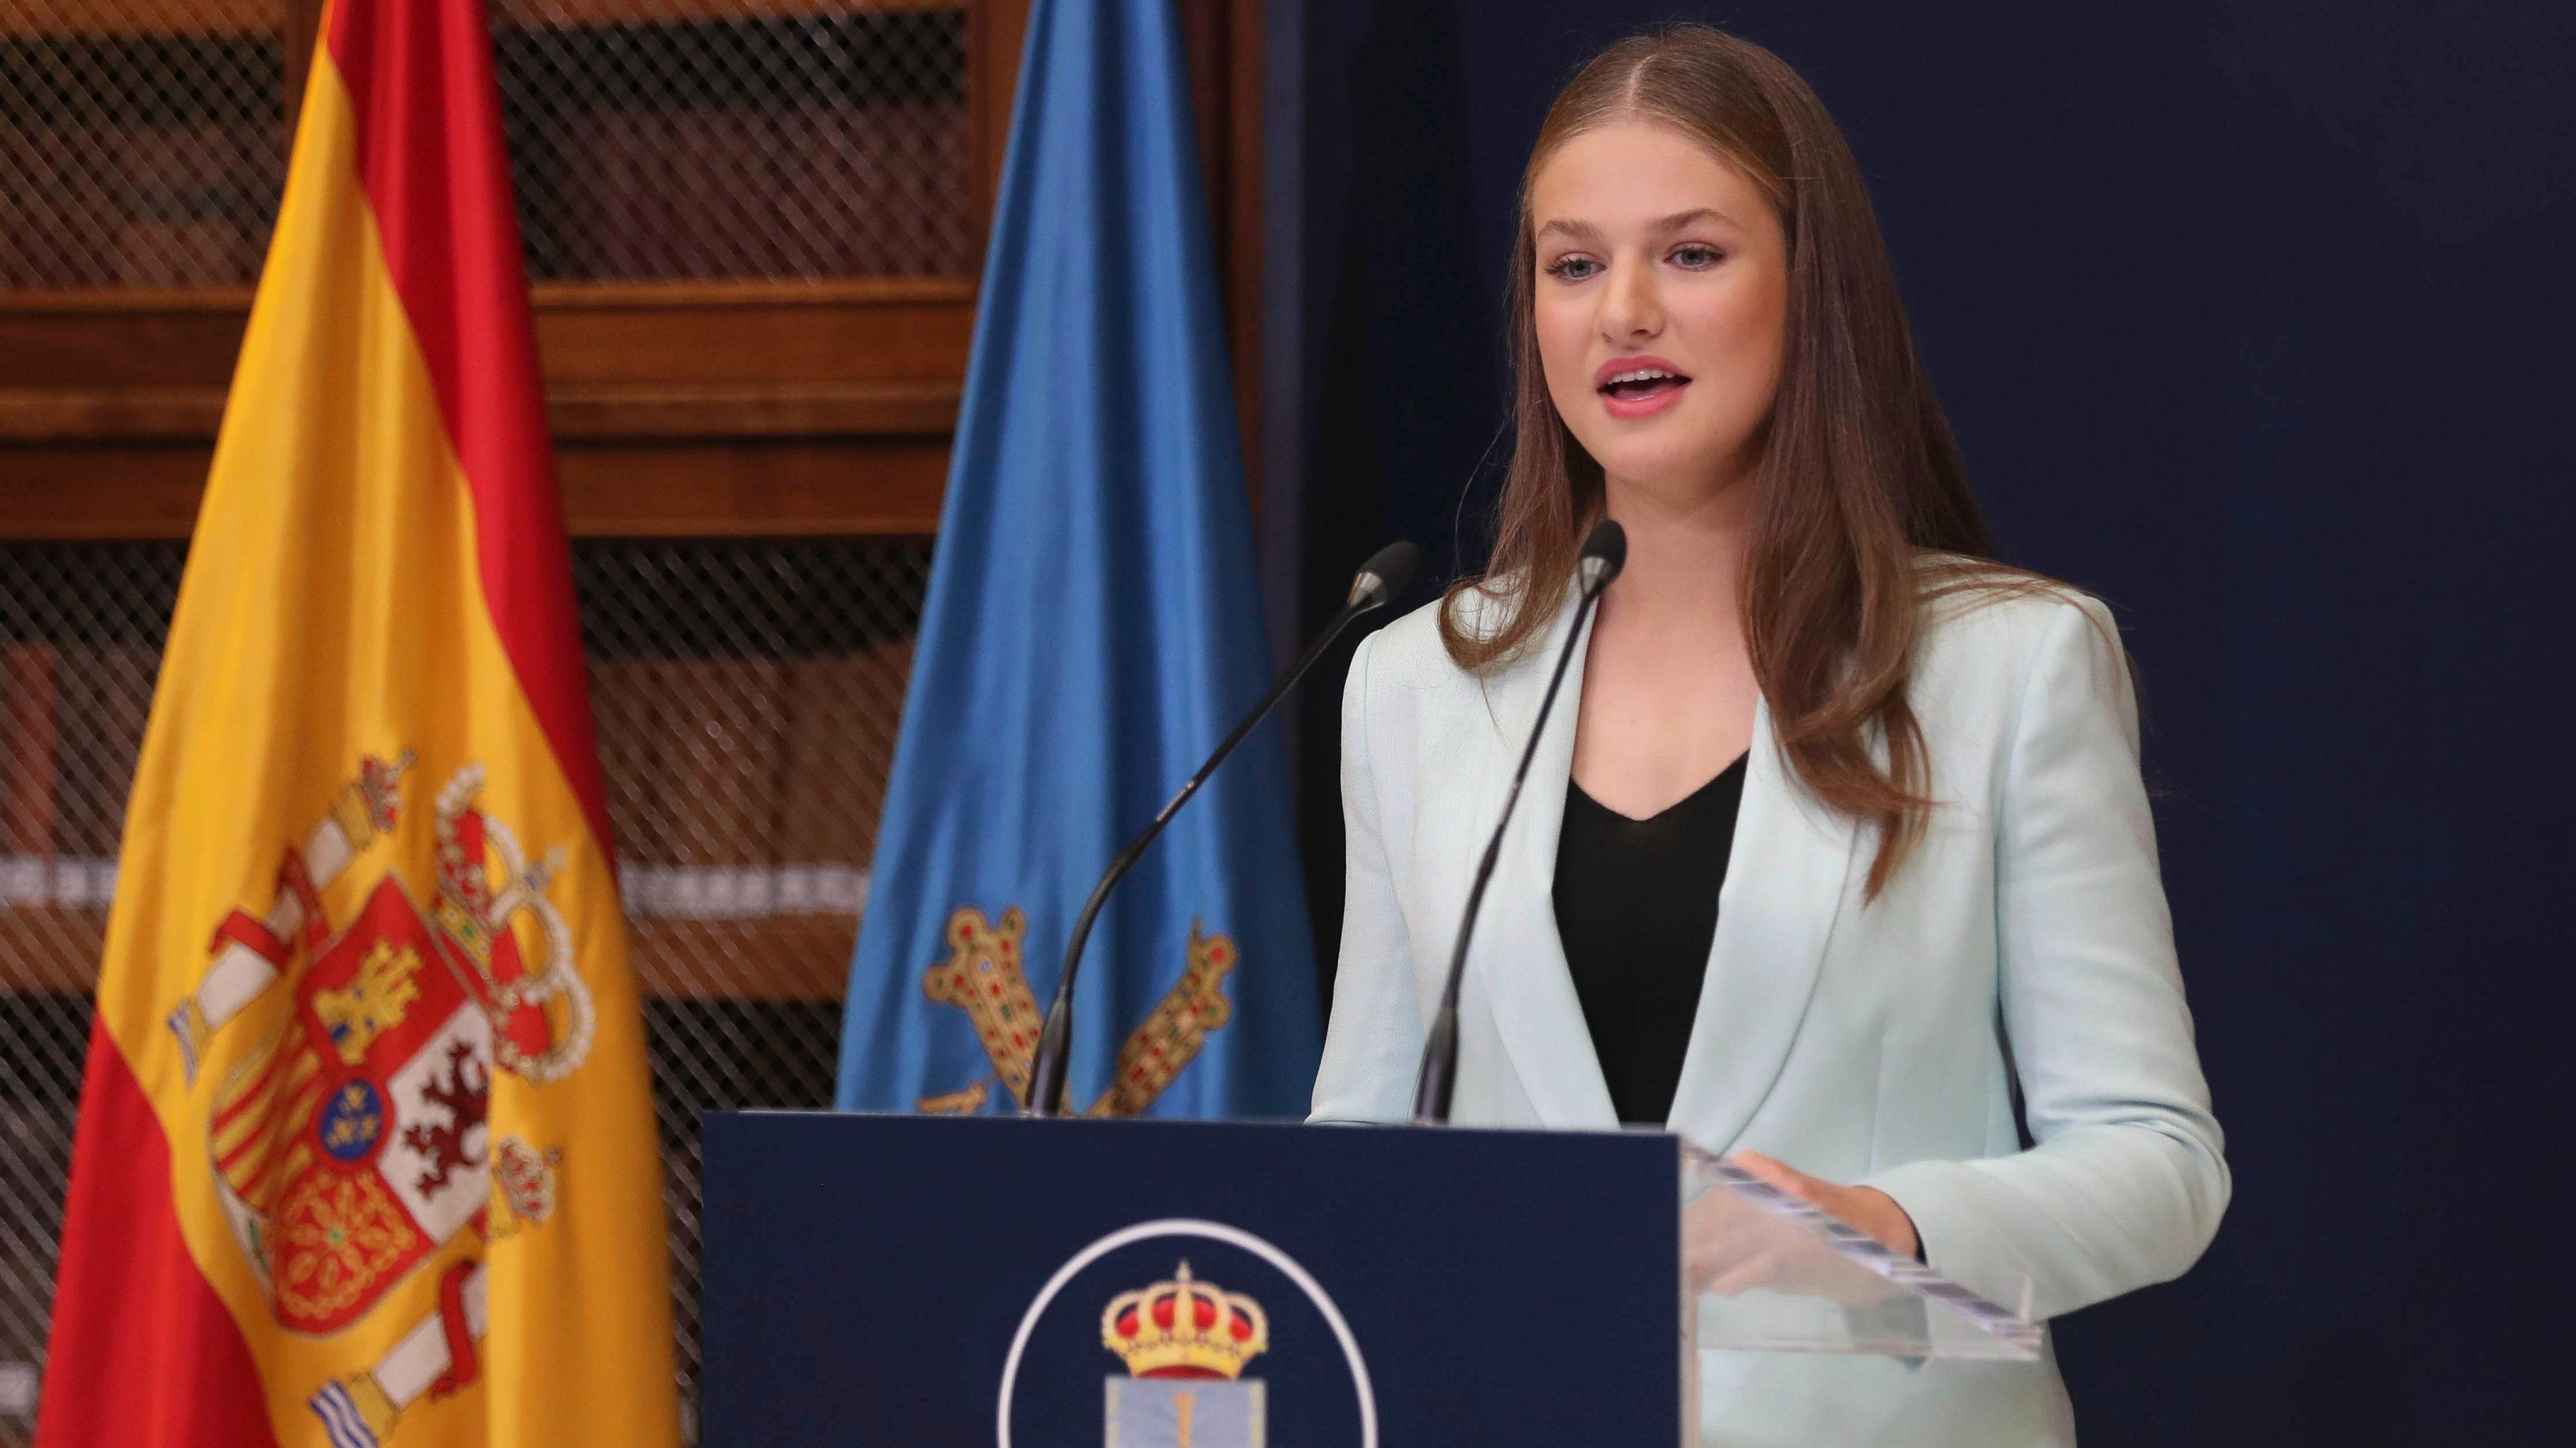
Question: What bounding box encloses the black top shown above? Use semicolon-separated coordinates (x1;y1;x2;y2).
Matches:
1551;754;1749;1126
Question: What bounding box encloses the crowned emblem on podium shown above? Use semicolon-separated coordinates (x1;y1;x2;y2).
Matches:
1100;1261;1269;1447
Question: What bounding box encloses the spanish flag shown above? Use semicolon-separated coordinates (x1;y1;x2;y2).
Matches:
35;1;681;1443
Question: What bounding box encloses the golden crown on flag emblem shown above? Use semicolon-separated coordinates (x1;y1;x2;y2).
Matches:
1101;1261;1271;1380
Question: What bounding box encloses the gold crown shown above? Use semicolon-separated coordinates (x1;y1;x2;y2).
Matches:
1100;1261;1269;1380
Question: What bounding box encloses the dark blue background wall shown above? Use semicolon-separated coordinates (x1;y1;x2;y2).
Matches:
1273;3;2576;1441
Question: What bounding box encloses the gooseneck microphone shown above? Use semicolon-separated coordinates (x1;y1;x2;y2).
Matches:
1411;518;1626;1125
1026;540;1423;1116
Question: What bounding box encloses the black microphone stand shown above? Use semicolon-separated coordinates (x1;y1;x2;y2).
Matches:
1026;541;1420;1116
1412;520;1625;1125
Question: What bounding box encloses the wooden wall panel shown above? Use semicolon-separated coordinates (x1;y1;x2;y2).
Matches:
0;0;1265;541
0;292;253;393
1181;0;1265;505
556;438;949;536
0;437;952;539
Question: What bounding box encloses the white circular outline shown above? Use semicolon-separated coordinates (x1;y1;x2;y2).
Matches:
995;1218;1379;1448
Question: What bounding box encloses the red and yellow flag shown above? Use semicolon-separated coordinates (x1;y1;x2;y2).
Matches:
37;1;680;1443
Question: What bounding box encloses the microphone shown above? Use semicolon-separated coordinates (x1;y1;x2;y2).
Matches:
1412;518;1625;1125
1026;540;1423;1116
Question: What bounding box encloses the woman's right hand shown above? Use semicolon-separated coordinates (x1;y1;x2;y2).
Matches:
1683;1170;1905;1308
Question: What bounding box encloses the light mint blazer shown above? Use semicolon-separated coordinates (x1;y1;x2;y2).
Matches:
1311;578;2230;1447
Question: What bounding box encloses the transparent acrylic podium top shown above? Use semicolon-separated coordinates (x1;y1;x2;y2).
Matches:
1683;1146;2043;1361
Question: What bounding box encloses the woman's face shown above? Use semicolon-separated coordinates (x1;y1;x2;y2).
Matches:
1529;120;1790;508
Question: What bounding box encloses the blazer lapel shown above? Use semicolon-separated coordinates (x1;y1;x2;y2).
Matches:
1665;693;1859;1145
1473;592;1620;1129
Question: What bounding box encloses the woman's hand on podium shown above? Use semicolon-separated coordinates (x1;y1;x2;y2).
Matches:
1684;1163;1895;1306
1681;1152;1924;1304
1725;1151;1920;1258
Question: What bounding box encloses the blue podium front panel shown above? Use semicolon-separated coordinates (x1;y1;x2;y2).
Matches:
701;1113;1680;1446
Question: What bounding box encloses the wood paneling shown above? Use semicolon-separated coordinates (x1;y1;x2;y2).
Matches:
1;0;276;39
0;280;972;400
2;0;962;41
0;388;228;442
518;0;963;24
0;446;214;537
0;435;950;538
0;908;106;995
0;0;1272;1014
3;648;61;856
0;375;962;444
544;381;961;440
281;0;325;144
0;290;256;392
529;279;974;388
1182;0;1265;506
971;0;1033;238
558;438;948;534
0;279;969;534
620;916;862;1000
0;0;1267;543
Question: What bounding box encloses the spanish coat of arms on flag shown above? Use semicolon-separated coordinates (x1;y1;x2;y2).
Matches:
34;1;681;1445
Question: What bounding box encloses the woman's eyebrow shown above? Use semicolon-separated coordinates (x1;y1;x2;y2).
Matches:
1652;207;1732;233
1536;207;1734;243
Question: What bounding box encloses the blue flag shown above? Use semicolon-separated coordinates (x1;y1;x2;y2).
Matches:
835;0;1319;1118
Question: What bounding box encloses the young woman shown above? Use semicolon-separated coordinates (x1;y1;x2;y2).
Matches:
1310;26;2228;1444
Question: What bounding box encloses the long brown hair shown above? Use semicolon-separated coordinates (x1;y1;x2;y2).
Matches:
1443;24;2019;898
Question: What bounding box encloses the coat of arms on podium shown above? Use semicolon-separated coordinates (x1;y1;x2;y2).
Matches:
1100;1261;1269;1447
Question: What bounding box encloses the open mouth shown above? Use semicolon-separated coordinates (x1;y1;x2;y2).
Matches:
1594;360;1693;417
1598;367;1692;402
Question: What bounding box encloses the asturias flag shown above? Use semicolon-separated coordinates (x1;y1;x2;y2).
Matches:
36;1;681;1444
835;0;1320;1118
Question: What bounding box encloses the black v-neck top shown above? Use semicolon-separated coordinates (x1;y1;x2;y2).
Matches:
1551;754;1749;1126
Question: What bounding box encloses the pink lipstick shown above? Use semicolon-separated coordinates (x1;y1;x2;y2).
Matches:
1594;353;1692;419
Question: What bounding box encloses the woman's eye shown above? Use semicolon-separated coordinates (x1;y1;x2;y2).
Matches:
1671;244;1723;268
1545;256;1602;281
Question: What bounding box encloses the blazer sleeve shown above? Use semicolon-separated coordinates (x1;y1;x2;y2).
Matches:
1309;629;1426;1124
1862;597;2231;1319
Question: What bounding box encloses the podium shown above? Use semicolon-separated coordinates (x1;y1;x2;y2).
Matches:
701;1113;2040;1445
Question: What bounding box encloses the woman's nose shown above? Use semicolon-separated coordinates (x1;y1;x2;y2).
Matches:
1598;260;1664;341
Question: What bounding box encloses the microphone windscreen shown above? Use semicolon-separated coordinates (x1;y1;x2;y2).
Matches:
1578;518;1627;590
1348;539;1423;608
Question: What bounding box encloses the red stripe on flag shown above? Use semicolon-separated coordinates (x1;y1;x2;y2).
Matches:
37;1017;279;1448
217;1132;272;1187
321;0;616;860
